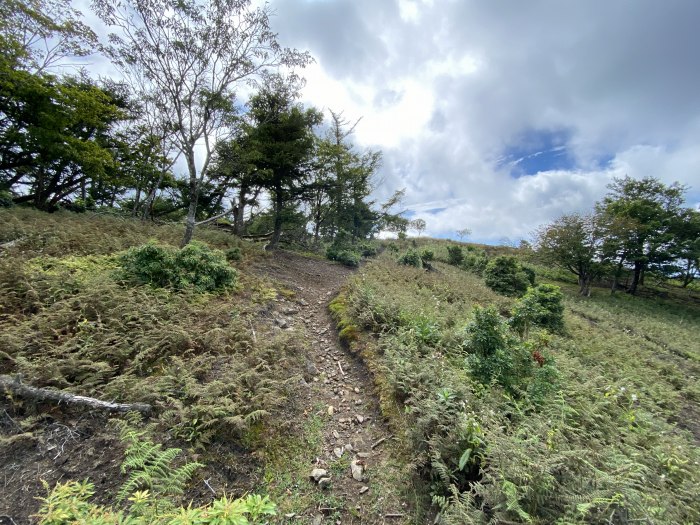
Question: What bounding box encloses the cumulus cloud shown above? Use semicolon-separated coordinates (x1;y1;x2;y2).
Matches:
270;0;700;242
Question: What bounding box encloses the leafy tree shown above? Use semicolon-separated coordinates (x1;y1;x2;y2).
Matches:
534;213;604;296
668;208;700;287
314;110;382;242
94;0;312;246
244;83;323;249
596;176;686;294
1;70;128;209
0;0;97;74
208;131;263;235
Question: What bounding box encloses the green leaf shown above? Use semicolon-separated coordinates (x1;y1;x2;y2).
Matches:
458;448;472;470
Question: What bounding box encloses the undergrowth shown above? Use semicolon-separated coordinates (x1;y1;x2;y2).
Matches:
0;209;305;505
334;249;700;523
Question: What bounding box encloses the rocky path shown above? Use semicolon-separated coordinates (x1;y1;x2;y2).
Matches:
252;251;409;525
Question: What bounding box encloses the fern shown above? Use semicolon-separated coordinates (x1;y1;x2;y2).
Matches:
114;417;203;504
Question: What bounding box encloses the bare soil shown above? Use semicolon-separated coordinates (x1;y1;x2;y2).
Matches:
251;250;411;524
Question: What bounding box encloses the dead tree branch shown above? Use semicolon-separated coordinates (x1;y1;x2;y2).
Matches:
0;375;152;416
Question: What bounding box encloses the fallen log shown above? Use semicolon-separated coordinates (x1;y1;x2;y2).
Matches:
0;375;152;416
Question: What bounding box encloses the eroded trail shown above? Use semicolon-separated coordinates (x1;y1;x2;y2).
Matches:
252;251;409;524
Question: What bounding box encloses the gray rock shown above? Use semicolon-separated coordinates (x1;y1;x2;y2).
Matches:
318;476;332;489
333;447;344;458
310;468;328;482
305;360;319;375
350;459;364;481
355;415;364;424
332;430;340;440
345;443;354;452
312;514;323;525
359;486;369;494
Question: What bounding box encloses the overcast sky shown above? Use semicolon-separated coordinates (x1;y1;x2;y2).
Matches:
262;0;700;243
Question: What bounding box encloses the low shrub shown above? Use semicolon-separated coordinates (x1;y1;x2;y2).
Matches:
511;284;565;337
398;249;422;268
446;245;464;266
119;241;237;292
420;249;435;265
483;256;531;297
335;250;360;267
225;246;242;262
0;189;13;208
358;241;378;257
326;244;361;267
462;306;556;399
462;253;489;275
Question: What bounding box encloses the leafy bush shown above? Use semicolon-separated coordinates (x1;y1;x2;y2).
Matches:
462;253;489;275
462;306;532;394
0;189;13;207
483;256;530;297
119;241;236;292
398;249;422;267
358;241;378;257
446;245;464;266
511;284;565;337
326;244;361;267
420;249;435;265
225;246;242;262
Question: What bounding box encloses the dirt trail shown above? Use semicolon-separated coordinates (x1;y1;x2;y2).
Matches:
252;251;408;524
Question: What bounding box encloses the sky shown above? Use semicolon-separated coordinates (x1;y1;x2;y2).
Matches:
262;0;700;243
75;0;700;244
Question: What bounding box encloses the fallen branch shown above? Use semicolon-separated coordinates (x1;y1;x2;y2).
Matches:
371;434;393;449
337;361;345;377
0;375;152;416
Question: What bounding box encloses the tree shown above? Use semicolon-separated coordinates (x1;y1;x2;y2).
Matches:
0;0;97;74
534;213;604;296
669;208;700;288
595;176;686;295
456;228;472;242
94;0;311;246
245;84;322;249
1;70;128;209
315;110;381;242
410;218;427;237
208;131;263;235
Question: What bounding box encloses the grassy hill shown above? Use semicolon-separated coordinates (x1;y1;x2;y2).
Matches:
0;210;698;524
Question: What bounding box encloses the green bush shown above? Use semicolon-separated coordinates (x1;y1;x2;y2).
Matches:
0;189;13;208
446;245;464;266
463;306;530;393
119;241;237;292
225;246;242;262
336;250;360;267
326;244;361;267
358;241;378;257
420;249;435;265
462;253;489;275
398;249;422;267
483;256;530;297
511;284;565;337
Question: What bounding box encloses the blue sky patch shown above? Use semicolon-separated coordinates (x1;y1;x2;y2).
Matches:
499;128;576;177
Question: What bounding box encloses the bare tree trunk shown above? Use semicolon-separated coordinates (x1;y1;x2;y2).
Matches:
268;189;284;250
181;154;199;247
628;261;643;295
